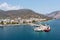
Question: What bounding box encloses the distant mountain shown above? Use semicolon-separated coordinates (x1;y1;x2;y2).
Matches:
0;9;51;19
0;10;10;18
47;11;60;19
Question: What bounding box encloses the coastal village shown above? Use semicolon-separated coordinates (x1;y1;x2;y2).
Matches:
0;17;46;25
0;17;51;32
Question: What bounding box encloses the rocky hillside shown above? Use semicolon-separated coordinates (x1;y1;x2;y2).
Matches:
47;11;60;19
0;9;51;19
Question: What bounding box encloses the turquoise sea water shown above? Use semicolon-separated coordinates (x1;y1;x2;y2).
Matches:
0;19;60;40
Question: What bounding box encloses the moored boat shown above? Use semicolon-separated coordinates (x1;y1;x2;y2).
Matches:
34;27;43;32
34;24;51;32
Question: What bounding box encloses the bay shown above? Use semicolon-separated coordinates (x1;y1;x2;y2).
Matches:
0;19;60;40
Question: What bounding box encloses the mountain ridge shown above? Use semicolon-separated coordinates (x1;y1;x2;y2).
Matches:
47;11;60;19
0;9;51;20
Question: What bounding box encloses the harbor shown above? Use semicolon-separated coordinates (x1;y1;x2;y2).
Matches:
0;18;51;32
0;19;59;40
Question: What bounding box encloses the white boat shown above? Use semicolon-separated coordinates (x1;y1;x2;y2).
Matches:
34;24;51;32
34;27;43;32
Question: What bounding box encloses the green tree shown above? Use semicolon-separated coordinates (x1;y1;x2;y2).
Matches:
32;20;36;23
1;21;4;25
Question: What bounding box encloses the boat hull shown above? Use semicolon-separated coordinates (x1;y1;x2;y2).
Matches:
34;30;43;32
34;28;43;32
44;29;51;32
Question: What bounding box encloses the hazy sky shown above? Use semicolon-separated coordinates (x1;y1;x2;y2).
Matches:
0;0;60;14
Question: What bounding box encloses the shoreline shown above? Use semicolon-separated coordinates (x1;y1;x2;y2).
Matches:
0;19;53;27
0;23;34;27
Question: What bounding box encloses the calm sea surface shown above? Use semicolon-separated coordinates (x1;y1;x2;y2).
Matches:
0;19;60;40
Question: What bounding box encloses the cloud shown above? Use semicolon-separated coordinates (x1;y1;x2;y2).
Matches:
0;2;22;11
